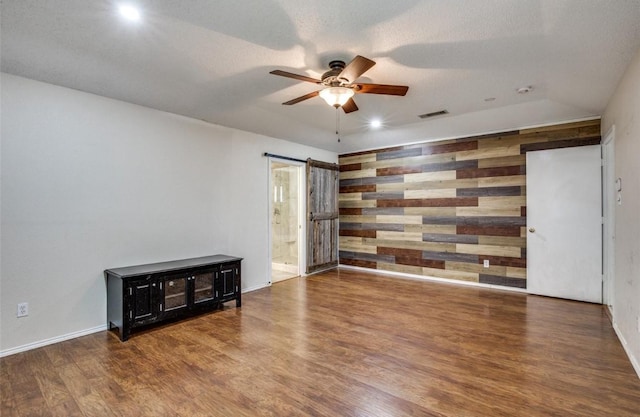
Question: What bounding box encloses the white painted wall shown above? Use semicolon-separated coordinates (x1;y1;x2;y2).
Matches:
602;47;640;376
0;74;336;354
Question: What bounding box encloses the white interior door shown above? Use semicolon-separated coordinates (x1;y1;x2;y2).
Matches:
602;130;615;310
526;145;602;303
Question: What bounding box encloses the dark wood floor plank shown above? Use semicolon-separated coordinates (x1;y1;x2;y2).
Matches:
1;268;639;416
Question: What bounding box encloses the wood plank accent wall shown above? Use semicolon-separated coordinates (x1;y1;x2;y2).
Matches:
338;119;601;288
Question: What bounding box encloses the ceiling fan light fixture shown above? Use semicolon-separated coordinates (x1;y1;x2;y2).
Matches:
319;87;354;108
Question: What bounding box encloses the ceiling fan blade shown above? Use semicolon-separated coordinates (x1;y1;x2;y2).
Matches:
282;90;320;105
354;83;409;96
270;70;321;84
338;55;376;84
341;98;358;113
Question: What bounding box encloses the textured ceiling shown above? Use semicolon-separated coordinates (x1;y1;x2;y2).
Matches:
2;0;640;152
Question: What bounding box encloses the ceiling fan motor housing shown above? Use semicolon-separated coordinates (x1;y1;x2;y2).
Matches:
322;60;348;86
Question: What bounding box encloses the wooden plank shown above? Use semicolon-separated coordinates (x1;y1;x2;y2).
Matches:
456;186;521;197
377;262;424;275
339;229;376;238
339;184;376;193
338;200;377;208
377;178;479;191
455;244;521;257
404;224;457;234
478;196;527;208
339;169;377;180
445;261;507;276
404;170;457;182
404;207;457;216
377;166;423;176
422;267;479;282
478;236;527;247
478;134;547;149
478;255;527;268
339;215;376;224
375;146;423;160
456;207;522;217
361;153;456;170
377;197;478;208
375;215;423;224
364;238;457;253
376;231;424;242
338;193;363;201
405;189;457;199
339;163;362;172
456;165;523;179
477;175;526;187
338;153;376;164
339;208;362;215
457;225;522;237
506;266;527;279
339;258;377;268
479;274;526;288
338;243;377;255
377;247;423;257
455;145;521;161
422;140;478;155
478;154;526;168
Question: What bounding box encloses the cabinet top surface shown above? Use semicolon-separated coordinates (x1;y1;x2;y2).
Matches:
105;255;242;278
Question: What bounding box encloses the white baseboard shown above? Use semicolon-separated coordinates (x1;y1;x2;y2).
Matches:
242;282;271;293
338;264;528;294
1;284;269;358
612;321;640;379
0;324;107;358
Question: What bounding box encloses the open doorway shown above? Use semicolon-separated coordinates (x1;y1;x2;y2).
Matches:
270;160;303;283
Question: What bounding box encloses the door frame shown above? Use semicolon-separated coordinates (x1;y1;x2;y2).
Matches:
267;158;306;284
602;126;616;311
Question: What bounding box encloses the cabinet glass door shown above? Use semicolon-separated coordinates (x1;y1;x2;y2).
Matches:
163;277;187;311
193;271;215;304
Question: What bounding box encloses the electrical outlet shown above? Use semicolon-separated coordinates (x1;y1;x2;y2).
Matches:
17;302;28;318
483;259;490;268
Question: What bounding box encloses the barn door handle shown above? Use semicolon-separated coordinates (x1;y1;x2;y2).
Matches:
528;227;536;233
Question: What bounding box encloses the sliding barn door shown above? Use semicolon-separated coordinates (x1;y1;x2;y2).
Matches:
306;159;339;273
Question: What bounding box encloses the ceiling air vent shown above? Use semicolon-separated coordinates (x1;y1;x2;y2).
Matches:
418;109;449;119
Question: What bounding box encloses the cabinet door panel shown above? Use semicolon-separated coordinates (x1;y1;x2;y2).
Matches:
129;279;158;327
162;276;188;312
219;263;238;300
193;270;216;304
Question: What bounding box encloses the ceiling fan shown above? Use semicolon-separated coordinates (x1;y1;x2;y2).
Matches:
269;55;409;113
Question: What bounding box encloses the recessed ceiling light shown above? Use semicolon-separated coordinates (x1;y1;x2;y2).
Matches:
118;4;141;22
370;119;382;129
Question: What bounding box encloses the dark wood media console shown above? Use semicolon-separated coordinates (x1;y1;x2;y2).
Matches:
105;255;242;341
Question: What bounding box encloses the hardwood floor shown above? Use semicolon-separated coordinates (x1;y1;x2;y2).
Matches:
2;268;639;416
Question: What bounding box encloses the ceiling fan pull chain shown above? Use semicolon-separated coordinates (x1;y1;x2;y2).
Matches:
336;107;341;143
